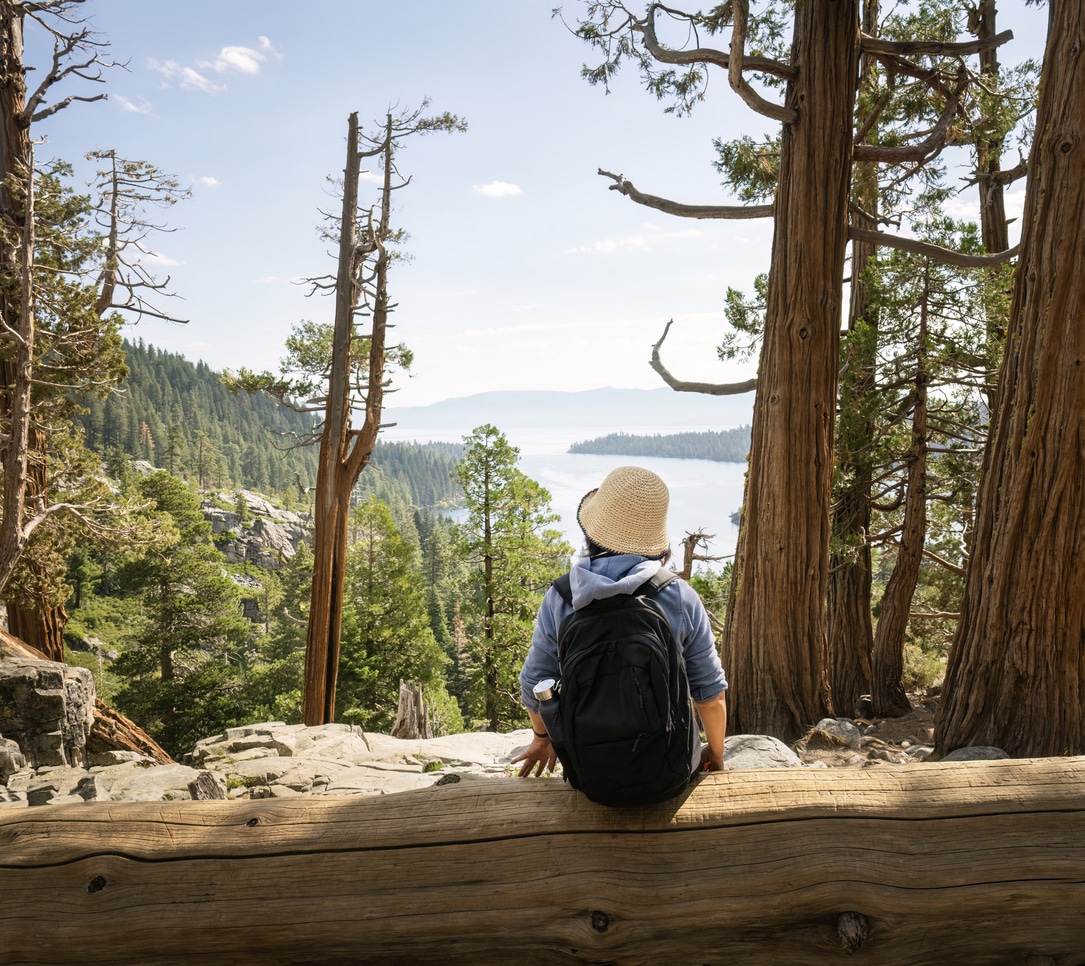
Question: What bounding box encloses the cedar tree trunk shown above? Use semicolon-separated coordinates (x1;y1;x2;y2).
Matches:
302;113;391;725
870;271;930;717
722;1;859;741
937;0;1085;757
827;0;879;717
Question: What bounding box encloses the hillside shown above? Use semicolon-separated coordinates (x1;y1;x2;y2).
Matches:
76;339;320;497
73;341;463;508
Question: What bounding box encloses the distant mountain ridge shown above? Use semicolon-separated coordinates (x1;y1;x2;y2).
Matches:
384;387;755;432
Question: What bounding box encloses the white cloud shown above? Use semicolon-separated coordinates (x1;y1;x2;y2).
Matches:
359;170;383;184
181;66;226;94
566;226;705;255
148;59;225;94
199;36;280;75
113;94;154;115
472;180;523;199
196;176;220;188
148;38;279;95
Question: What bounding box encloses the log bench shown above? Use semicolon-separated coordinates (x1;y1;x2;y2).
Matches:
2;757;1084;965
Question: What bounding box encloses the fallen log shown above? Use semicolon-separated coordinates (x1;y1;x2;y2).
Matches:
2;757;1084;965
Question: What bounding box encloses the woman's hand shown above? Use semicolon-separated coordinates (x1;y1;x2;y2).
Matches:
511;734;558;778
700;743;725;772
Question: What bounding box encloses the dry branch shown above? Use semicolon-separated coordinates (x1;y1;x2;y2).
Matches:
651;320;757;396
848;226;1018;268
861;29;1013;58
599;169;773;220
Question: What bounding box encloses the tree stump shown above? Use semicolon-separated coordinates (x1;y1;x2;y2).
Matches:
2;757;1084;964
390;679;429;739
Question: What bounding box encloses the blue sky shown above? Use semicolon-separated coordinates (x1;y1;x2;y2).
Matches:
29;1;1047;406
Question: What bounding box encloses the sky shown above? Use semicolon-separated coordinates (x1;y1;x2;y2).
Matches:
27;1;1049;407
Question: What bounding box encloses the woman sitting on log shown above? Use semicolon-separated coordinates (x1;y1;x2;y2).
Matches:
513;465;728;806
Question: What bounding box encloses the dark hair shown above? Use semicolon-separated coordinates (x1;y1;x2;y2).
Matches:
585;537;672;565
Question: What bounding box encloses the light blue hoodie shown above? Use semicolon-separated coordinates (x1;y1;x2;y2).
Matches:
520;553;728;715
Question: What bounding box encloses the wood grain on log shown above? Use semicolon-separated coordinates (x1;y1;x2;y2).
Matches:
2;758;1083;965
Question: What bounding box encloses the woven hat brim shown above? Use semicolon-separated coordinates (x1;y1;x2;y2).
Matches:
577;484;669;558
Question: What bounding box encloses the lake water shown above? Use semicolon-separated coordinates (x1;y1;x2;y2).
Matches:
381;424;746;567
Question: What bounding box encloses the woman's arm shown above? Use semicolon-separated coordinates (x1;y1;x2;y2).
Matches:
694;690;727;771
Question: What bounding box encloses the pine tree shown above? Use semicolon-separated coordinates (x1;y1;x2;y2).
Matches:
455;425;572;731
112;472;256;758
336;497;450;732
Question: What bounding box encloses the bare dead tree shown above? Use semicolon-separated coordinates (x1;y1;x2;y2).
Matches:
226;104;464;725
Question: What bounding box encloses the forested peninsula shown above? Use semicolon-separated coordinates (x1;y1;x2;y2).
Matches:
568;427;751;463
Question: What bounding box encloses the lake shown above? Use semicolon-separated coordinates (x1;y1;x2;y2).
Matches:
380;424;746;568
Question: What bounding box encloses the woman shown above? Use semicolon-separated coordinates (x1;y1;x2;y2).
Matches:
513;465;728;783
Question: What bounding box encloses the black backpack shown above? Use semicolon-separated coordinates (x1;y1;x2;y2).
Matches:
547;568;697;807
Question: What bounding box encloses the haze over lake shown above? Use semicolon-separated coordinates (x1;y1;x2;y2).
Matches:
383;389;753;567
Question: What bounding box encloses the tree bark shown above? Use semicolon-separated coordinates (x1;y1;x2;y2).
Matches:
973;0;1010;261
5;590;65;662
0;5;34;598
722;2;859;740
972;0;1011;416
3;759;1085;965
827;0;879;718
937;0;1085;758
870;273;929;718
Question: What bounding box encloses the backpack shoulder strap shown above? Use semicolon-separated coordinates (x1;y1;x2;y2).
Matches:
551;572;573;606
637;568;678;598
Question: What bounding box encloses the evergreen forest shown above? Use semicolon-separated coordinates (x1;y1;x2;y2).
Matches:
74;339;320;498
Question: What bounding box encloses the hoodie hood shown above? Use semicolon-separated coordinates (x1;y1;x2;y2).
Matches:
568;554;663;610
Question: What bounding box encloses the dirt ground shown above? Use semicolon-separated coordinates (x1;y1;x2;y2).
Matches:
794;690;939;767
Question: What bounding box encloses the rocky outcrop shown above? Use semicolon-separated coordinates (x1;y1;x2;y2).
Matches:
203;490;311;570
0;720;533;807
0;657;95;769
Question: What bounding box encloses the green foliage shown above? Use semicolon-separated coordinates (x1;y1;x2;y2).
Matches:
455;425;572;731
713;135;781;203
424;683;466;737
111;472;259;758
568;427;750;462
336;497;452;732
689;563;732;629
222;320;414;422
567;2;790;115
719;273;769;364
74;339;319;499
355;440;464;509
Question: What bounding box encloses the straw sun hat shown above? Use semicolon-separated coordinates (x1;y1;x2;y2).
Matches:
576;465;670;558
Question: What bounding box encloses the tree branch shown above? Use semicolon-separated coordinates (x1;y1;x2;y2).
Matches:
854;65;966;163
861;29;1013;58
965;158;1029;189
598;169;773;219
651;320;757;395
848;226;1018;268
639;2;795;82
727;0;797;123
